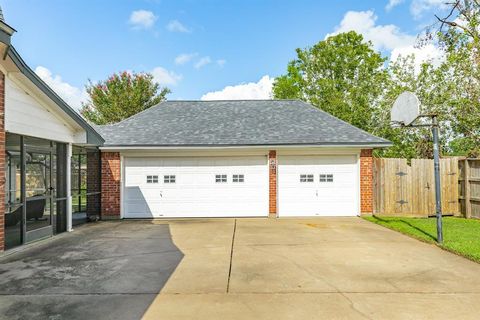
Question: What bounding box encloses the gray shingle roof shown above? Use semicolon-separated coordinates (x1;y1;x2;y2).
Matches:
97;100;391;147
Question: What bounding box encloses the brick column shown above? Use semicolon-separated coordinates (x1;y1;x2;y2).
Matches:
360;149;373;214
268;150;277;217
0;72;5;250
101;152;121;219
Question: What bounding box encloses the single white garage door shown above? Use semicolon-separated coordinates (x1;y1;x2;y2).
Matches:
278;155;359;217
123;156;269;218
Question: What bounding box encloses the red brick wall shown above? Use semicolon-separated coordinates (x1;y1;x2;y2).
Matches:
268;150;277;216
360;149;373;214
0;72;5;250
101;152;121;219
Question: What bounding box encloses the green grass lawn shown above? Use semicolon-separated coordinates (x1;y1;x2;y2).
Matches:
364;216;480;263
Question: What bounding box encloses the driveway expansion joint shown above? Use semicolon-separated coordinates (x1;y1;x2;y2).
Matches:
226;219;237;293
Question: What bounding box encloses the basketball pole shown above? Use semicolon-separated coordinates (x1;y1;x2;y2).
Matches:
432;115;443;244
402;113;443;244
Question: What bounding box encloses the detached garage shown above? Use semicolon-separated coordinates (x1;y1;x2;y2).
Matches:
97;100;391;219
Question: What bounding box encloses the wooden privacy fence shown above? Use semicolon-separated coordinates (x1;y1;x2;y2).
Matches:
373;158;459;217
459;159;480;218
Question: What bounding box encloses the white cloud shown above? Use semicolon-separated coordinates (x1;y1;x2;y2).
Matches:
216;59;226;67
174;53;198;65
35;66;87;111
151;67;182;86
390;44;444;70
410;0;447;19
166;20;191;33
201;75;274;100
328;10;445;73
327;10;415;51
194;56;212;69
386;0;404;11
129;10;157;29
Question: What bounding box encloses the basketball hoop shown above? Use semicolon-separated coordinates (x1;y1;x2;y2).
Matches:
390;91;444;244
391;92;420;127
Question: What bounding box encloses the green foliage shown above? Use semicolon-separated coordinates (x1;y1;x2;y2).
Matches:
81;71;170;125
439;31;480;157
364;216;480;263
274;26;480;159
273;31;388;133
449;137;479;157
374;56;453;158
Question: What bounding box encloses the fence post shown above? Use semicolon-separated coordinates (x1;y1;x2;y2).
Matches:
465;159;471;219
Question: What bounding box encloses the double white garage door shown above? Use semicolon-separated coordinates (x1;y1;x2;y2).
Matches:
123;155;358;218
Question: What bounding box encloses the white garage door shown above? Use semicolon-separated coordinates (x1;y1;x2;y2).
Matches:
278;155;359;217
123;156;269;218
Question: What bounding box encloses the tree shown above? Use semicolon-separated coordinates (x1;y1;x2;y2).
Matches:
273;31;388;132
434;0;479;46
81;71;170;125
432;1;480;156
373;55;453;158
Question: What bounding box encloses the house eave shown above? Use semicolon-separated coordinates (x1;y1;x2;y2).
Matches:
7;46;104;146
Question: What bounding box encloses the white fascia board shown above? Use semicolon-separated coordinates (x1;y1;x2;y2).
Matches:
104;145;379;159
100;144;388;152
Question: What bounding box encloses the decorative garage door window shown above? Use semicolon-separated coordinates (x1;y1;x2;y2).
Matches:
215;174;227;183
319;174;334;182
300;174;314;182
164;175;176;183
146;175;159;183
233;174;244;183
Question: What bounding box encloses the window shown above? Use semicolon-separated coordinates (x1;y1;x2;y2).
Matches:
300;174;314;182
233;174;244;183
147;175;159;184
215;174;227;183
320;174;334;182
164;175;176;183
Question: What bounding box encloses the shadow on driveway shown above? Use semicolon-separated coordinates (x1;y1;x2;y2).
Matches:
0;221;183;320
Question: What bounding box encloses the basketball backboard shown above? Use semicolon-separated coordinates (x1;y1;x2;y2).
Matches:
391;91;420;126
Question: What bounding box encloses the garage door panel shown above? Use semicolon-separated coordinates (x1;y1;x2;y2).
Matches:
123;156;268;218
278;155;359;217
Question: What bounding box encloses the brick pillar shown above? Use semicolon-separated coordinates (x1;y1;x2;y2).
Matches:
268;150;277;217
101;152;121;219
360;149;373;214
0;72;5;250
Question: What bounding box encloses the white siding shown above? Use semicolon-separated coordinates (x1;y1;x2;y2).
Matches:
5;77;78;143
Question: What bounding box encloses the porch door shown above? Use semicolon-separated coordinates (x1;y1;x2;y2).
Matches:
24;145;54;243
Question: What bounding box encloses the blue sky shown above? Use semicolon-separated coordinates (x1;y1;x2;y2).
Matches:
2;0;447;109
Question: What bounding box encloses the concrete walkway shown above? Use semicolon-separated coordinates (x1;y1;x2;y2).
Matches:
1;218;480;319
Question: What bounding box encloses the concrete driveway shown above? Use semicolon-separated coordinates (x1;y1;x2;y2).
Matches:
1;218;480;319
